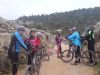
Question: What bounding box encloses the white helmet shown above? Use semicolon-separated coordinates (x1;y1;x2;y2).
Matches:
72;27;77;30
57;29;62;32
17;26;25;31
69;28;73;31
36;32;43;36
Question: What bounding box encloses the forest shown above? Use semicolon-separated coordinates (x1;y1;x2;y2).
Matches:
17;7;100;34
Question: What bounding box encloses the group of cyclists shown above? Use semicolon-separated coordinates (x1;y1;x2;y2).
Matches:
55;26;95;65
7;25;96;75
8;26;48;75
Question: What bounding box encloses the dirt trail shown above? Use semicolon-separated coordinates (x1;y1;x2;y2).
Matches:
17;43;94;75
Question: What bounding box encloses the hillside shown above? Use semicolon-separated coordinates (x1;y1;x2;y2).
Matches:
17;7;100;34
0;17;16;33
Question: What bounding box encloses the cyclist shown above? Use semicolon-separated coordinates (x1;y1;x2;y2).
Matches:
68;27;81;65
8;26;28;75
66;28;73;50
85;26;96;64
24;30;36;66
35;32;43;47
55;29;62;58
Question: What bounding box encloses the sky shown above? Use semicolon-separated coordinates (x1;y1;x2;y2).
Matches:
0;0;100;20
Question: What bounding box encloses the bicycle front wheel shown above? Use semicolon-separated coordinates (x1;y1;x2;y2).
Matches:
19;50;28;65
82;50;96;66
61;50;73;62
25;65;34;75
1;54;12;73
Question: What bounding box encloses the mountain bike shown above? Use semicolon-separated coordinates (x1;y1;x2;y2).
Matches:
1;53;12;73
0;47;12;73
38;45;49;62
1;46;28;73
25;46;42;75
61;43;96;66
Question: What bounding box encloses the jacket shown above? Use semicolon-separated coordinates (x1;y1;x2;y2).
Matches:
68;31;81;47
8;31;27;54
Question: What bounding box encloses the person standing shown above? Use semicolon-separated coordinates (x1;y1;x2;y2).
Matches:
68;27;81;65
66;28;73;50
8;26;28;75
55;29;62;58
24;30;36;65
86;27;95;64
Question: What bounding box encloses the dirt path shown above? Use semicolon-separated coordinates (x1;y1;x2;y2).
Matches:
17;43;94;75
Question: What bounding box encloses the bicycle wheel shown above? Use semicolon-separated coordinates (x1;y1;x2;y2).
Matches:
60;50;73;62
95;52;100;62
19;50;28;65
42;53;49;61
1;54;12;73
33;55;41;75
25;65;35;75
82;50;96;66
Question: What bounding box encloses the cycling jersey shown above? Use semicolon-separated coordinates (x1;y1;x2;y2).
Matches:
8;31;27;54
68;31;81;47
86;30;95;41
55;34;62;43
35;37;42;46
24;36;36;51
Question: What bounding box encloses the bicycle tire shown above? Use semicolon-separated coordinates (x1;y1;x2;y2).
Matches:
95;51;100;62
25;65;36;75
41;47;50;61
19;50;28;65
42;54;50;61
1;54;12;73
82;50;96;66
33;55;41;75
60;50;73;62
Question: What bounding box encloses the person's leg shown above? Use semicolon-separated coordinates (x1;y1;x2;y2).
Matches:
71;46;78;65
56;43;60;57
75;46;78;63
88;41;94;63
59;43;62;55
89;41;95;63
27;54;31;65
12;63;19;75
12;53;19;75
77;46;81;63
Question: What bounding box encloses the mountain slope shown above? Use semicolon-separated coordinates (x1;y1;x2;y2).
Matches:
17;7;100;34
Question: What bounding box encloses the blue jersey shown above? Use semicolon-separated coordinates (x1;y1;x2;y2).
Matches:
9;31;27;54
68;32;81;47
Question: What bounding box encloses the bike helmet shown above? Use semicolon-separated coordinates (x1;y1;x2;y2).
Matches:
72;27;77;30
17;26;25;31
36;32;43;36
57;29;62;32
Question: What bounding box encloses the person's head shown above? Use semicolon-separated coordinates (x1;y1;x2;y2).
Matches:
17;26;25;35
36;32;43;38
68;28;73;34
30;30;35;37
72;27;77;32
57;29;62;34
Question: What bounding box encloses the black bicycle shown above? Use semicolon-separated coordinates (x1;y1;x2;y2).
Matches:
61;43;96;66
25;46;43;75
38;45;49;62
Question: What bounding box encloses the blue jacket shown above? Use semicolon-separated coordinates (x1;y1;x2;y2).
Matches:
8;31;27;54
68;32;81;47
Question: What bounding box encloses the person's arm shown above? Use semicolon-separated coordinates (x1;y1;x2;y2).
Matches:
15;32;28;49
68;33;75;41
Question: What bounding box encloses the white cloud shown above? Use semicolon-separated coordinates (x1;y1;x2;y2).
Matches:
0;0;100;20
